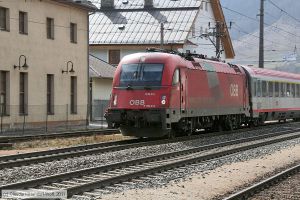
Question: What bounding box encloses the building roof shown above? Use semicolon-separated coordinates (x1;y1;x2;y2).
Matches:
89;0;200;45
89;0;234;58
52;0;97;11
89;54;116;79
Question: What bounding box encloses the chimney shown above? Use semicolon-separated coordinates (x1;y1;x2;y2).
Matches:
144;0;153;7
101;0;114;8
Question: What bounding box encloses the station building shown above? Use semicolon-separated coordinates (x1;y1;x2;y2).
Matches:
0;0;96;131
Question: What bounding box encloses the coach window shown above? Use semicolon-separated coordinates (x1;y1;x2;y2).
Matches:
253;81;257;97
262;81;267;97
281;83;285;97
275;82;279;97
297;84;300;97
257;80;261;97
286;83;291;97
291;84;296;97
268;82;273;97
172;69;180;85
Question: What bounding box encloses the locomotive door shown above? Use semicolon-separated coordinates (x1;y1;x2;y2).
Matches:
180;69;187;114
170;68;181;112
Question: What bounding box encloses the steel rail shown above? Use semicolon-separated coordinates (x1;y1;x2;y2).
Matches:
0;129;119;143
0;127;297;170
1;129;299;198
224;164;300;200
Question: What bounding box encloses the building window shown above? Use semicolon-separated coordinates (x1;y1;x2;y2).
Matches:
19;72;28;115
70;23;77;43
47;74;54;115
205;1;208;11
70;76;77;114
19;11;28;34
46;17;54;39
0;71;9;115
0;7;9;31
109;50;121;65
200;2;203;10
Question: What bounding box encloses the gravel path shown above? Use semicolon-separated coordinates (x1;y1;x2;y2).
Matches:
97;139;300;200
250;171;300;200
0;126;295;186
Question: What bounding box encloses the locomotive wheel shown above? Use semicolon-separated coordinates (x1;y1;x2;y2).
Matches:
168;130;176;139
223;117;233;131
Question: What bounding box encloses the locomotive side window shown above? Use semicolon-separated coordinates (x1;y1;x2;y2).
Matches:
275;82;279;97
262;81;267;97
172;69;180;86
268;82;273;97
257;80;261;97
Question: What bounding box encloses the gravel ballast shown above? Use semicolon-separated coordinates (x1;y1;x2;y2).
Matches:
0;125;298;187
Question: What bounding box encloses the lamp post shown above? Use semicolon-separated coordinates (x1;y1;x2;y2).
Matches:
14;55;29;70
62;61;75;74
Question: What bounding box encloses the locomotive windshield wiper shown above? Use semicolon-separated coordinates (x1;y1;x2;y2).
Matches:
144;86;152;90
126;84;133;90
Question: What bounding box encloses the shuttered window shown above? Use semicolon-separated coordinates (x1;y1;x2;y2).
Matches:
0;7;9;31
109;50;120;65
47;74;54;115
46;17;54;39
19;72;28;115
70;76;77;114
19;11;28;34
70;23;77;43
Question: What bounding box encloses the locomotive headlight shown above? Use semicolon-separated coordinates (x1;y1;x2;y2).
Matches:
161;95;166;105
113;95;118;106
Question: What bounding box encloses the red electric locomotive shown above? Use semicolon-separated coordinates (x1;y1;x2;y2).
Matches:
105;49;251;137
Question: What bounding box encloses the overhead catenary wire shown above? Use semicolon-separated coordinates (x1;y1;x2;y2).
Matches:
268;0;300;24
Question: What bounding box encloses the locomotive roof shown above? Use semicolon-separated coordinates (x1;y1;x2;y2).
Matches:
121;52;242;75
242;65;300;81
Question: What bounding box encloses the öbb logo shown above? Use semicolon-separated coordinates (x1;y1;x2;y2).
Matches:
230;84;239;97
129;100;145;106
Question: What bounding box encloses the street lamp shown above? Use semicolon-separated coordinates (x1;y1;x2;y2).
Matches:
62;61;75;74
14;55;29;70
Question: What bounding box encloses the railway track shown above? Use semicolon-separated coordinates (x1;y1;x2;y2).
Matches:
224;163;300;200
1;128;300;199
0;129;118;144
0;125;296;170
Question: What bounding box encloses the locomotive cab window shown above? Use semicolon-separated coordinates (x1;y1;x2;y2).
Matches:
119;63;164;87
172;69;180;86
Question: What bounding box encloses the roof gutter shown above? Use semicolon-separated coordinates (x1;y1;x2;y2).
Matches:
51;0;98;11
